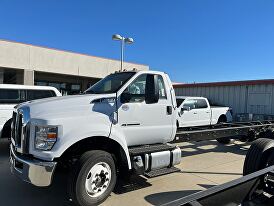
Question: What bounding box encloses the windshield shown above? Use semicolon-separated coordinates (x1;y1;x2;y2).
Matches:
84;72;136;94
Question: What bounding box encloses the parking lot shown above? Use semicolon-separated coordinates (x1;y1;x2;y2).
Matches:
0;138;250;206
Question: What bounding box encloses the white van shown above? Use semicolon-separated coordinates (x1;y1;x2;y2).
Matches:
0;84;61;138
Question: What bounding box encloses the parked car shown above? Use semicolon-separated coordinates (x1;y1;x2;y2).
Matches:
0;84;61;139
176;96;233;128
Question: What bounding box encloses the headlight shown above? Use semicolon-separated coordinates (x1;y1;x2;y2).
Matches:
35;126;58;150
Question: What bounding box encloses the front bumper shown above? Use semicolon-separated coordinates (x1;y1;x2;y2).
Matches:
10;144;57;187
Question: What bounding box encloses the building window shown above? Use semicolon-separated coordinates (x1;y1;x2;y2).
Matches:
35;81;81;95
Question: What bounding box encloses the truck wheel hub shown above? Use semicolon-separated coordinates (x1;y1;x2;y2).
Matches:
85;162;111;197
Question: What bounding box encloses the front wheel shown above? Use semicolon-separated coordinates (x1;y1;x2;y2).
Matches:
68;150;117;206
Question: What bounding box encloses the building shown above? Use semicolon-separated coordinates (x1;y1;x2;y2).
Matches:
174;79;274;117
0;39;149;95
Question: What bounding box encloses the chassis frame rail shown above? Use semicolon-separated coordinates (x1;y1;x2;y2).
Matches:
160;165;274;206
174;120;274;142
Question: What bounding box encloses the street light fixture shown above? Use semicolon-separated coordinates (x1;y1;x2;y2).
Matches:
112;34;134;71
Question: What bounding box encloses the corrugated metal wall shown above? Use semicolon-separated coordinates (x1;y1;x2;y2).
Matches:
174;84;274;115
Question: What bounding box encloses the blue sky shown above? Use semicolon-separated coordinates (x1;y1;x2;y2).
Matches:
0;0;274;83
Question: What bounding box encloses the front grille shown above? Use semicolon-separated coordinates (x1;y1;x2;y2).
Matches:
11;111;16;141
11;109;28;154
11;111;23;147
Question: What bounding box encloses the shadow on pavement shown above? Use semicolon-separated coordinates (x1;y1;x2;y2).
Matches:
145;190;201;205
181;171;242;176
179;140;249;158
114;175;151;194
145;183;216;205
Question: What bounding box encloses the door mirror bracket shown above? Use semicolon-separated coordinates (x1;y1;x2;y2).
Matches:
181;106;191;114
120;92;131;103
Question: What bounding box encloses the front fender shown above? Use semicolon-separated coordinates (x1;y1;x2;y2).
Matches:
30;112;112;161
109;123;132;169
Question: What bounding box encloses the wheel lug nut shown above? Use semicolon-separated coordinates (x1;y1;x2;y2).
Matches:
105;172;108;175
103;185;107;188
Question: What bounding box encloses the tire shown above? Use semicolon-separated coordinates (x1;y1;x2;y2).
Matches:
216;116;235;144
243;138;274;176
1;119;12;139
68;150;117;206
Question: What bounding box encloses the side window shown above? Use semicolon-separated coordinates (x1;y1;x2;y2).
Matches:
0;89;22;104
124;74;147;103
27;90;55;101
122;74;167;103
176;98;185;107
157;75;167;99
195;99;208;109
183;99;196;110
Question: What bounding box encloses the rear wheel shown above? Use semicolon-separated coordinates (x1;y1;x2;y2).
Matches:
216;116;235;144
68;150;116;206
243;138;274;175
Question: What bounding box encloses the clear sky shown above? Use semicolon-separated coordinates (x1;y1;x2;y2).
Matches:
0;0;274;83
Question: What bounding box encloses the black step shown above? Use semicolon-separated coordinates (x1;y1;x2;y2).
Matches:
144;167;181;178
129;144;176;156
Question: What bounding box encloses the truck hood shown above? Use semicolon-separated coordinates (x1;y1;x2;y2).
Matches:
18;93;116;119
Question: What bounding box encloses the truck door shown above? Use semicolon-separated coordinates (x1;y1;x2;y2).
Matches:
117;74;174;146
179;98;211;127
194;98;211;126
179;99;197;127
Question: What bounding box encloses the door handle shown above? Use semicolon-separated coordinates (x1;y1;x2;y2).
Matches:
167;106;172;115
206;112;210;113
193;112;197;114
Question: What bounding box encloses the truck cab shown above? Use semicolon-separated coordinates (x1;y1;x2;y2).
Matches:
84;70;177;146
10;70;180;206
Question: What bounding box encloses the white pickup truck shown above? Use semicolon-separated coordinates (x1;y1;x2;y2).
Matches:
176;96;233;128
10;70;182;206
0;84;61;139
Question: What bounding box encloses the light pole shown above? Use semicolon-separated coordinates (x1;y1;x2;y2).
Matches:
112;34;134;71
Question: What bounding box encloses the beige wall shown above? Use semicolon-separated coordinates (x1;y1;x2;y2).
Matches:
23;70;34;85
0;40;149;79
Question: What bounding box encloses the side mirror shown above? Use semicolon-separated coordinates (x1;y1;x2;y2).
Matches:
120;92;131;103
145;74;159;104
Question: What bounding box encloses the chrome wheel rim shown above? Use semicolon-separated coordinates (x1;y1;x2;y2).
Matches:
85;162;112;198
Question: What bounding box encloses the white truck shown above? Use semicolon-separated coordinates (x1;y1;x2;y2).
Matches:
176;96;233;128
9;70;273;206
10;70;181;206
0;84;61;139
